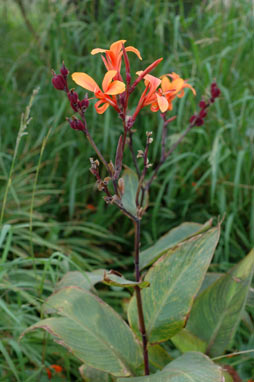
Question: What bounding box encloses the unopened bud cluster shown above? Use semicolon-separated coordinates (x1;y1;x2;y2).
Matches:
190;82;221;127
52;63;89;132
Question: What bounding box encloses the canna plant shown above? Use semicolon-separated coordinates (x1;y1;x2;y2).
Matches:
22;40;254;382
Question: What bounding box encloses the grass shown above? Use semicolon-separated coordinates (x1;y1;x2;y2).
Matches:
0;0;254;380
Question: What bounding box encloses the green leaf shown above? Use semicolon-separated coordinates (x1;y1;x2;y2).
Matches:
186;249;254;357
103;271;150;288
247;286;254;307
55;270;105;292
79;364;112;381
171;328;207;353
22;286;142;377
140;219;213;270
197;272;222;296
148;344;172;370
121;168;139;217
117;352;223;381
128;227;220;343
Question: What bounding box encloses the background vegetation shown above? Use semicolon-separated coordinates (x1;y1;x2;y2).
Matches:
0;0;253;380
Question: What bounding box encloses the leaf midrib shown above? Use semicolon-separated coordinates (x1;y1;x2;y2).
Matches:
146;236;212;339
50;290;134;375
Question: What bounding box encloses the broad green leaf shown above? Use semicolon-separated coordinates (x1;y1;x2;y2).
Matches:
117;352;223;381
128;227;220;343
186;249;254;357
171;328;207;353
148;344;172;370
121;168;139;217
79;364;112;381
140;219;213;270
22;286;142;376
55;270;105;292
197;272;222;296
103;271;150;288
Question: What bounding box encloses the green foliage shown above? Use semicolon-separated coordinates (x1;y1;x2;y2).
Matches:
22;286;143;376
121;168;140;217
128;226;220;343
103;271;150;289
185;249;254;357
79;364;113;382
117;352;223;382
140;219;212;270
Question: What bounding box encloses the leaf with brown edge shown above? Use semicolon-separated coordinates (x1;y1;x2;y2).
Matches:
128;226;220;343
140;219;213;270
21;287;143;377
117;352;223;381
103;270;150;288
186;249;254;357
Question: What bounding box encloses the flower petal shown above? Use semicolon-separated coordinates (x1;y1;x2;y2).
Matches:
168;72;180;80
156;94;169;112
126;46;142;60
72;72;99;92
177;89;185;98
110;40;126;54
171;78;185;94
102;70;117;92
143;74;161;92
95;100;110;114
105;80;126;95
184;83;196;95
161;76;171;92
91;48;107;55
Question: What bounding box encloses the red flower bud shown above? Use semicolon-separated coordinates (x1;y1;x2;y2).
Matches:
79;95;89;110
189;115;197;123
67;117;85;131
68;90;79;111
199;100;206;109
210;82;221;99
52;74;66;91
60;62;69;78
199;109;207;118
195;117;204;126
190;114;204;126
68;90;78;104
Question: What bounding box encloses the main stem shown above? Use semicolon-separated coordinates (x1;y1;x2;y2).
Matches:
134;219;150;375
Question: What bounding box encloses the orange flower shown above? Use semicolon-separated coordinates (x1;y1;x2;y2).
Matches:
91;39;142;72
152;72;196;113
132;72;161;119
72;70;125;114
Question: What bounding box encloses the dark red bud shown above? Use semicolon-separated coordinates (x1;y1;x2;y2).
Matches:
79;95;89;110
195;117;204;126
199;109;207;118
190;115;204;126
60;62;69;78
211;87;221;98
52;74;66;91
189;115;197;123
199;100;206;109
67;117;85;131
68;90;78;104
68;90;79;111
210;82;221;99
